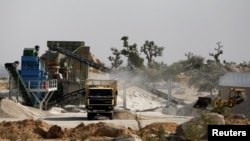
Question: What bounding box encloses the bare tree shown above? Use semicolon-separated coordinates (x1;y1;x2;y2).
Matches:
209;42;223;63
140;40;164;68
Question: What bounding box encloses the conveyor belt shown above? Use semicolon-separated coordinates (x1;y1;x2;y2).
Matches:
48;45;111;72
4;63;34;106
46;88;85;108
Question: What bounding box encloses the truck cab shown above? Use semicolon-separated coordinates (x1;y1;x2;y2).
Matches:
84;79;118;120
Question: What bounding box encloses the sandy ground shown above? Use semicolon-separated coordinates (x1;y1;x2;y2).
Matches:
0;99;193;130
41;110;193;130
0;73;202;140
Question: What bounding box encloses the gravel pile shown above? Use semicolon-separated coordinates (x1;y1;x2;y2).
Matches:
231;100;250;119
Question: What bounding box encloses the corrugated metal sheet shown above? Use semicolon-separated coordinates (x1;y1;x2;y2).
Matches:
219;72;250;88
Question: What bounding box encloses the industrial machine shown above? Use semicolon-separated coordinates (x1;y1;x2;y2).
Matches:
5;41;117;120
193;88;246;109
84;79;118;120
5;46;57;108
215;88;245;108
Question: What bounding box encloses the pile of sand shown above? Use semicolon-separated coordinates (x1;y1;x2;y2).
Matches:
117;86;166;111
0;99;52;118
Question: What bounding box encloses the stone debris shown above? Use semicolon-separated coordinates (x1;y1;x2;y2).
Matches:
231;100;250;119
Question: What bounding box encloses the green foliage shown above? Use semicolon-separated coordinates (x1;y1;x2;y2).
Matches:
120;36;144;68
155;125;167;141
163;61;184;81
183;123;205;141
128;52;144;68
184;52;204;69
120;36;138;56
160;51;226;94
121;36;129;47
139;62;166;82
108;47;123;69
140;40;164;68
183;112;217;141
210;103;232;116
162;53;205;82
188;63;225;93
144;125;167;141
110;36;167;69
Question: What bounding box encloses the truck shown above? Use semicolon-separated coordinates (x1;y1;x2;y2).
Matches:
84;79;118;120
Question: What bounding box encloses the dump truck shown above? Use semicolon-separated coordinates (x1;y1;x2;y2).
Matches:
84;79;118;120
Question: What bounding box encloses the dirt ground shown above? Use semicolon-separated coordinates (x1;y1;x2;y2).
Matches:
0;118;180;141
0;113;249;141
0;98;183;140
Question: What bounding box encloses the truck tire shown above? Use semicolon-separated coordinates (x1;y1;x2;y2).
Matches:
109;113;113;120
87;113;93;120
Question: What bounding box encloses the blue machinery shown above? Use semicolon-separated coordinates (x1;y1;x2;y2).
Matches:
5;46;57;109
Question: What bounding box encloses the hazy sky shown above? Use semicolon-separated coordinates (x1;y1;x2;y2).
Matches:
1;0;250;68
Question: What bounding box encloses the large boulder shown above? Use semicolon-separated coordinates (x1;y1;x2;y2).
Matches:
68;122;130;139
95;123;127;137
47;125;64;138
176;112;225;140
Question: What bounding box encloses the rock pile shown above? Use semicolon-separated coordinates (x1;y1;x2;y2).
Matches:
0;99;52;118
231;100;250;119
0;118;179;140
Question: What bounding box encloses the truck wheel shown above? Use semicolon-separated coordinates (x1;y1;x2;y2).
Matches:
109;113;113;120
87;113;92;120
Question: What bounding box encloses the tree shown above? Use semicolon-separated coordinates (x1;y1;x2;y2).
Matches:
140;40;164;68
108;47;123;70
120;36;144;68
188;63;225;95
163;53;204;82
209;42;223;63
163;61;185;82
184;52;204;69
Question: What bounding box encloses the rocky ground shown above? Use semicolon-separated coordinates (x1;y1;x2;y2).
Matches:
0;98;190;141
0;108;249;141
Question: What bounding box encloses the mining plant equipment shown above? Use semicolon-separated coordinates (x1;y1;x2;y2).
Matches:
5;41;117;120
193;88;246;109
5;46;57;109
46;41;116;119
